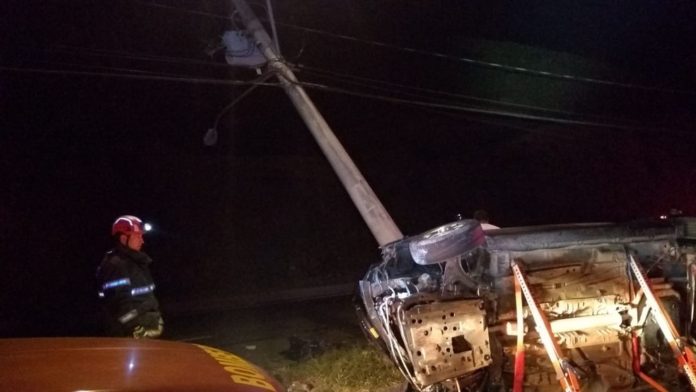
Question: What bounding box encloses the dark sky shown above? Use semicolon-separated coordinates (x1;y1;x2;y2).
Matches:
2;0;696;336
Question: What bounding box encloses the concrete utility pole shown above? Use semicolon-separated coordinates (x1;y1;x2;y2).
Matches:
230;0;403;247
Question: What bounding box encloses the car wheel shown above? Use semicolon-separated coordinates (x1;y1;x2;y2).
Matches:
409;220;485;265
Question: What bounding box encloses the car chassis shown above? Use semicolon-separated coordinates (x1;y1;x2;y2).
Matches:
357;218;696;392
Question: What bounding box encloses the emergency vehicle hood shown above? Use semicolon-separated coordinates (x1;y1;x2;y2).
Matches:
0;337;284;392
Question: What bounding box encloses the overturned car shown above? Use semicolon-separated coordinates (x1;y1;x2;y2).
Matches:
357;217;696;391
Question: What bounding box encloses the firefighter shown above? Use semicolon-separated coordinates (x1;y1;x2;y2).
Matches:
96;215;163;338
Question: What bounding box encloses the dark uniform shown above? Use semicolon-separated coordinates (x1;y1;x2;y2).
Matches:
96;244;163;338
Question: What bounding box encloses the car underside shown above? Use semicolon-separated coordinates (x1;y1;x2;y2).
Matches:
357;217;696;392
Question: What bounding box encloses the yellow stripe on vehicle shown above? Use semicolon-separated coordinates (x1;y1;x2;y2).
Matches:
196;344;278;391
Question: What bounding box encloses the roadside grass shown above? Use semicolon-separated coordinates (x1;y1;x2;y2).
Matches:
273;343;405;392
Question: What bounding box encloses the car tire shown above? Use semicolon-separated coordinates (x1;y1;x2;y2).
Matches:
409;220;485;265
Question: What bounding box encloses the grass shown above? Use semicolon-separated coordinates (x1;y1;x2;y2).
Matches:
273;343;405;392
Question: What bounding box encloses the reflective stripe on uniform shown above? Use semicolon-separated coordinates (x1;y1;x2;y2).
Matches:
118;309;138;324
102;278;131;290
130;284;155;296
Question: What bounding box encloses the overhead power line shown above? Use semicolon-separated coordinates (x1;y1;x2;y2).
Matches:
137;1;696;96
32;59;189;78
288;77;670;132
2;64;687;135
293;63;646;127
28;45;635;125
211;70;276;130
48;45;233;69
0;66;280;87
277;25;695;96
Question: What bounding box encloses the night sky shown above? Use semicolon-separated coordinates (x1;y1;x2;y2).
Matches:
2;1;696;336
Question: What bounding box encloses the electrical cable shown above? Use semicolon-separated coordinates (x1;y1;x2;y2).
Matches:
211;70;277;130
0;66;281;87
276;73;689;133
294;63;647;126
50;45;234;69
4;62;690;136
30;59;190;78
378;295;421;391
37;44;623;124
277;23;696;96
136;0;696;96
299;66;685;144
418;106;574;139
23;45;690;136
139;1;228;21
395;301;422;390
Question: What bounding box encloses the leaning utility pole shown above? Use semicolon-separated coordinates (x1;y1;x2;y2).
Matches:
230;0;403;247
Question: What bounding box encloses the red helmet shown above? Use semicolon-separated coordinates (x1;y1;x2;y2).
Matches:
112;215;145;236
